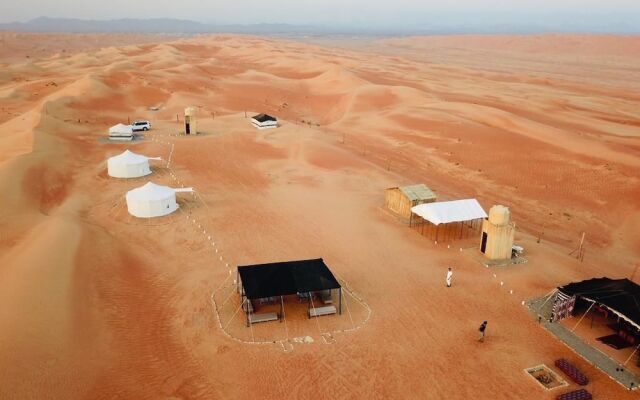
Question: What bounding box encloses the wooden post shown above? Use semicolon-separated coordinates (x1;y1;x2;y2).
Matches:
176;113;179;123
537;223;545;243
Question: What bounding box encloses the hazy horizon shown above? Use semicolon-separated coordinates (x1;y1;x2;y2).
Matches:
1;1;640;33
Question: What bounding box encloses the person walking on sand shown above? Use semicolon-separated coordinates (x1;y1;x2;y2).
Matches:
446;267;453;287
478;321;488;342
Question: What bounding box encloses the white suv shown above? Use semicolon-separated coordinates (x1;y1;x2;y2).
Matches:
131;120;151;131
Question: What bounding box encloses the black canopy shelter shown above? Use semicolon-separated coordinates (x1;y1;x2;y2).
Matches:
237;258;342;325
557;277;640;330
252;113;277;123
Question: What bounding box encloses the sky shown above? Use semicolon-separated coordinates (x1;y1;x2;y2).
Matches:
1;0;639;30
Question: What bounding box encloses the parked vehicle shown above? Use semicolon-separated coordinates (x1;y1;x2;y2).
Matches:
131;120;151;131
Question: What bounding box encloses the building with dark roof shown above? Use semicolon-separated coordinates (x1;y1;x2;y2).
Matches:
251;113;278;129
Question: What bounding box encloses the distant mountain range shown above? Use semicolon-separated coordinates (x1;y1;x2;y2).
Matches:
0;17;323;34
1;16;638;35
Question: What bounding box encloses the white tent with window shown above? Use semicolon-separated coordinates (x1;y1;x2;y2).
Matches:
126;182;193;218
107;150;161;178
109;123;134;140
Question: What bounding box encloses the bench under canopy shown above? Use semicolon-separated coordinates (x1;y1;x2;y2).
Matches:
237;258;343;326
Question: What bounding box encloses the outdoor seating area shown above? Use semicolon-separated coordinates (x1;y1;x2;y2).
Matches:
528;277;640;390
555;359;589;386
556;388;592;400
410;198;487;242
553;278;640;363
237;258;343;327
551;278;640;364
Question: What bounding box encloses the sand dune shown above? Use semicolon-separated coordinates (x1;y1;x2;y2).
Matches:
381;34;640;58
0;32;639;399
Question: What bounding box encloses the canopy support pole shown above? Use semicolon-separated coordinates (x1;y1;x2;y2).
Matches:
623;344;640;366
537;289;557;314
339;288;342;315
280;296;284;323
246;298;250;327
436;225;439;242
572;301;596;332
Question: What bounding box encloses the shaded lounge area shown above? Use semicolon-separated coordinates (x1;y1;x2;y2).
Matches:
237;258;342;326
541;277;640;389
410;198;487;242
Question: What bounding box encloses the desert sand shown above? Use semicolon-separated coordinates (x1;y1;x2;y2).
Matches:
0;32;639;399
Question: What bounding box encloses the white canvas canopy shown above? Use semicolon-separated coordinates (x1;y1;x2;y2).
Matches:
126;182;193;218
107;150;161;178
411;199;487;225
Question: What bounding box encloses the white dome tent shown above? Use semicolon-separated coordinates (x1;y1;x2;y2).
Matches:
109;123;134;141
126;182;194;218
107;150;161;178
